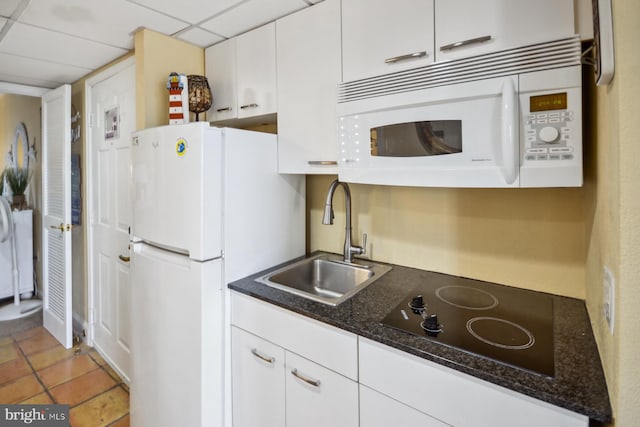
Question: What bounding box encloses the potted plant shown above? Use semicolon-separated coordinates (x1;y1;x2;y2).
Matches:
4;167;31;210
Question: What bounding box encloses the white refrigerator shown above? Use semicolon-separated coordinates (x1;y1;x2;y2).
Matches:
129;122;305;427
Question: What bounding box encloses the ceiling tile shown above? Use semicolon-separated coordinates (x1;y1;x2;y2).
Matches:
0;0;23;17
0;22;128;69
199;0;308;38
176;27;224;48
0;52;90;88
19;0;189;50
127;0;243;25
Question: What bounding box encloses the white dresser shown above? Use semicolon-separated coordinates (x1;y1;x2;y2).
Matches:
0;209;33;299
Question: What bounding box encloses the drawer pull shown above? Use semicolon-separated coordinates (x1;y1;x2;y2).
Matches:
251;348;275;364
440;35;492;51
215;107;232;112
384;51;428;64
291;368;321;387
307;160;338;166
240;103;259;109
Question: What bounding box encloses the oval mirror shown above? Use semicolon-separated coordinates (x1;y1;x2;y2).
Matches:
11;122;29;171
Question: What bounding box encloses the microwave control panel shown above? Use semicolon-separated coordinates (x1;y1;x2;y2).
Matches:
523;91;579;162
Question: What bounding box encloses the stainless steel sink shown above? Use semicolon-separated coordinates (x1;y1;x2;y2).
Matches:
256;254;391;306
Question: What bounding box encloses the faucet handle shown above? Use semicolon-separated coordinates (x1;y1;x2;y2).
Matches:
360;233;367;256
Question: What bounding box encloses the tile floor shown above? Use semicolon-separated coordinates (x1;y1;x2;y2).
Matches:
0;326;129;426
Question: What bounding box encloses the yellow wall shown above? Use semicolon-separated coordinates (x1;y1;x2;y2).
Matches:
0;93;41;186
0;94;41;294
134;29;205;130
585;2;640;425
308;178;586;297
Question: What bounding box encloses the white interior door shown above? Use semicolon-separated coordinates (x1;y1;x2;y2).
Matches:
88;59;135;382
41;84;72;348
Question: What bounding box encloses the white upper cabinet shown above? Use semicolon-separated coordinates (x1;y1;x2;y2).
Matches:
435;0;576;62
205;23;277;123
236;23;277;119
341;0;576;83
276;0;341;174
341;0;435;82
205;38;237;122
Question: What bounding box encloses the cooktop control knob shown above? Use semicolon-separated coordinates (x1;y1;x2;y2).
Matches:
424;314;439;331
539;126;559;143
409;295;425;313
420;313;442;337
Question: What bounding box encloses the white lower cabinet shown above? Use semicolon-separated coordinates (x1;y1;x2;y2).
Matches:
230;292;358;427
360;385;450;427
231;292;588;427
286;351;358;427
231;326;285;427
359;338;588;427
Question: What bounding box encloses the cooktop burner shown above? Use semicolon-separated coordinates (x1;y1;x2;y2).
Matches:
382;275;554;377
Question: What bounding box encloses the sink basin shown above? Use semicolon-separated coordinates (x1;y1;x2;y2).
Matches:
256;254;391;306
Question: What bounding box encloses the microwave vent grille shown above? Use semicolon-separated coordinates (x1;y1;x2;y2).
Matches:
338;36;582;103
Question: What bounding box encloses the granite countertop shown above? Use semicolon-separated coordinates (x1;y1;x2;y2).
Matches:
228;252;612;423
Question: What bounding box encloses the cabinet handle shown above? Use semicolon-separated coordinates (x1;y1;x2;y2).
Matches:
118;255;130;262
440;35;492;51
240;103;259;109
307;161;338;166
291;368;321;387
216;107;232;112
251;348;275;364
384;51;428;64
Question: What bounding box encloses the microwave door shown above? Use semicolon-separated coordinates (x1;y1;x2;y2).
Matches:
338;76;520;188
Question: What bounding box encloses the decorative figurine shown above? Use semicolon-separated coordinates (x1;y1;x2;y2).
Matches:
167;72;189;125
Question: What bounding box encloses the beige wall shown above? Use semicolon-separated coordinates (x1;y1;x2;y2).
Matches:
134;29;205;130
0;93;41;197
585;1;640;425
308;179;586;297
0;93;42;295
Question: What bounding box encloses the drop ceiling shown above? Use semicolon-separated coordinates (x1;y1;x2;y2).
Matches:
0;0;320;90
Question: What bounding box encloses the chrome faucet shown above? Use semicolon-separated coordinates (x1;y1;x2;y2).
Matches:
322;179;367;263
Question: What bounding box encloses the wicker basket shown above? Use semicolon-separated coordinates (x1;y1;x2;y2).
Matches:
187;75;212;121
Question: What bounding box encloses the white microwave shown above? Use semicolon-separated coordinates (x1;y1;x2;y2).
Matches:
336;65;583;188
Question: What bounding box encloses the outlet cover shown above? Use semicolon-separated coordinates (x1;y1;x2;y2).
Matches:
603;266;615;335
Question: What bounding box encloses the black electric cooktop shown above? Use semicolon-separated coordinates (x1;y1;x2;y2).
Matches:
381;274;554;377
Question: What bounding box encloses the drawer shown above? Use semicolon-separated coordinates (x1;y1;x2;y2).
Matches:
231;291;358;380
285;351;359;427
360;384;449;427
359;338;588;427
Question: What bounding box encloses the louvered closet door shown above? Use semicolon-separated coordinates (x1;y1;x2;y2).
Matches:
41;84;72;348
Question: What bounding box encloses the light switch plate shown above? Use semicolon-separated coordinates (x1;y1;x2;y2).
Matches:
603;266;615;335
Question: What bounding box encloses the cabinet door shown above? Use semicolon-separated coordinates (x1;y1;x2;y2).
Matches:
276;0;341;174
231;327;285;427
236;22;277;118
285;351;359;427
205;38;237;122
342;0;435;82
360;385;449;427
435;0;575;62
